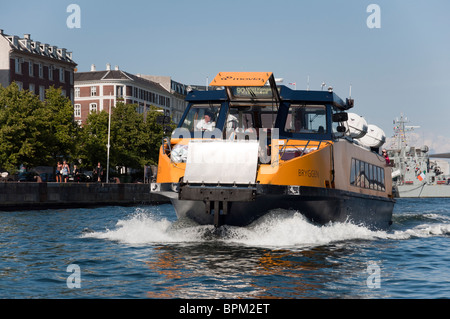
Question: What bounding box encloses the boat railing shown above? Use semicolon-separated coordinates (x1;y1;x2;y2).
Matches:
279;140;331;161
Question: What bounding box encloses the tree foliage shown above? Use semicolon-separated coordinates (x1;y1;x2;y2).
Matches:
0;83;48;170
77;110;109;169
43;86;80;163
0;83;169;174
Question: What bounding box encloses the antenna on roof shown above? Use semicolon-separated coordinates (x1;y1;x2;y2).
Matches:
346;84;354;109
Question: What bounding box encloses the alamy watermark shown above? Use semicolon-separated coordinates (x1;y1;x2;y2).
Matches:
366;261;381;289
66;264;81;289
65;5;379;31
66;4;81;29
366;4;381;29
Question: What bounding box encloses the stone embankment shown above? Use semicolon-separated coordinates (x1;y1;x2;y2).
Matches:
0;182;169;210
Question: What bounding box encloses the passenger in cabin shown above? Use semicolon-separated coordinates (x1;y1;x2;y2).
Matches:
226;113;238;130
196;111;215;131
382;149;390;165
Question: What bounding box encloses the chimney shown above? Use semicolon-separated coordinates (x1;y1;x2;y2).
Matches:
91;64;96;72
50;46;58;58
106;63;111;71
58;48;67;59
21;35;31;50
33;41;41;53
41;43;49;55
114;65;119;71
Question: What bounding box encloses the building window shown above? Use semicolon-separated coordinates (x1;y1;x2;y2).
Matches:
75;87;80;98
74;104;81;117
91;86;97;97
38;63;43;78
116;85;123;98
62;89;66;97
60;68;65;83
89;103;97;113
69;72;73;85
48;66;53;81
15;58;22;74
39;86;45;101
28;61;34;77
16;81;23;91
29;83;35;94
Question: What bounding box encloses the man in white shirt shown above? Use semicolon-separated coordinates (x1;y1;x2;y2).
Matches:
196;112;215;131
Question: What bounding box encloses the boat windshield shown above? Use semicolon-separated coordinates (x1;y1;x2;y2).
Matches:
180;104;221;132
227;103;278;131
285;104;327;134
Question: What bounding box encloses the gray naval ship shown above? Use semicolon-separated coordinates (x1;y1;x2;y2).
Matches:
387;114;450;198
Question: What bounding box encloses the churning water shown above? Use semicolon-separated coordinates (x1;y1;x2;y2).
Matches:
1;198;449;299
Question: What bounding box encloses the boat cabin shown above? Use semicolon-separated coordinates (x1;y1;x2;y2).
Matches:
174;72;353;143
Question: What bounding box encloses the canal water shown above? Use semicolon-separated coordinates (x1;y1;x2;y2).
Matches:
0;198;449;300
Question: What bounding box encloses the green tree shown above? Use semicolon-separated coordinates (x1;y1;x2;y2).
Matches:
144;105;171;165
42;86;80;165
110;102;148;173
78;103;170;177
78;110;109;170
0;83;47;171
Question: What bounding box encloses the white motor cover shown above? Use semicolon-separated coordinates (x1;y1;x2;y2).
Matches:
357;124;386;148
184;140;259;184
344;113;368;139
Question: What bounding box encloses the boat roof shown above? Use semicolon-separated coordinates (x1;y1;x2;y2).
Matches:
186;72;352;110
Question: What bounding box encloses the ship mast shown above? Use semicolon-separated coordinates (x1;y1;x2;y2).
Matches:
391;114;420;150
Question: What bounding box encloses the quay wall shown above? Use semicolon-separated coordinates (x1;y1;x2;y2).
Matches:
0;182;169;210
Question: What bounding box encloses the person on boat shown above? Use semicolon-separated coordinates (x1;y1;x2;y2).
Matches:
382;149;390;165
196;111;215;131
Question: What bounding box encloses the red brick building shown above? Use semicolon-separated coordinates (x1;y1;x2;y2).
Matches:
74;64;185;125
0;30;77;101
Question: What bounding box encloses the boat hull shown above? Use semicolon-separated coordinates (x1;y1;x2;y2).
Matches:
171;185;394;230
395;184;450;198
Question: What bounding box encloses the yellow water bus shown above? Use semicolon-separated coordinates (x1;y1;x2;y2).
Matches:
152;72;395;229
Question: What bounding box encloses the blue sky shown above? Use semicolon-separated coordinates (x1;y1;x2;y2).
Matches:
2;0;450;153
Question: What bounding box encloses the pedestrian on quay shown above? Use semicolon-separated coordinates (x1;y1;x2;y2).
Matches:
73;164;80;183
93;162;103;182
56;161;62;183
61;160;69;183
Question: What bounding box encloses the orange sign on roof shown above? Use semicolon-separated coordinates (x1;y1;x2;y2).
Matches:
210;72;273;87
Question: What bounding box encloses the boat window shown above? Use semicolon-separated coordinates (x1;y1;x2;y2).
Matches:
350;158;356;185
180;104;221;133
285;104;327;134
228;104;278;131
350;158;385;191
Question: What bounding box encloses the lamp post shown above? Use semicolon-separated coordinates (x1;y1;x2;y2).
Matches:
106;93;112;183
